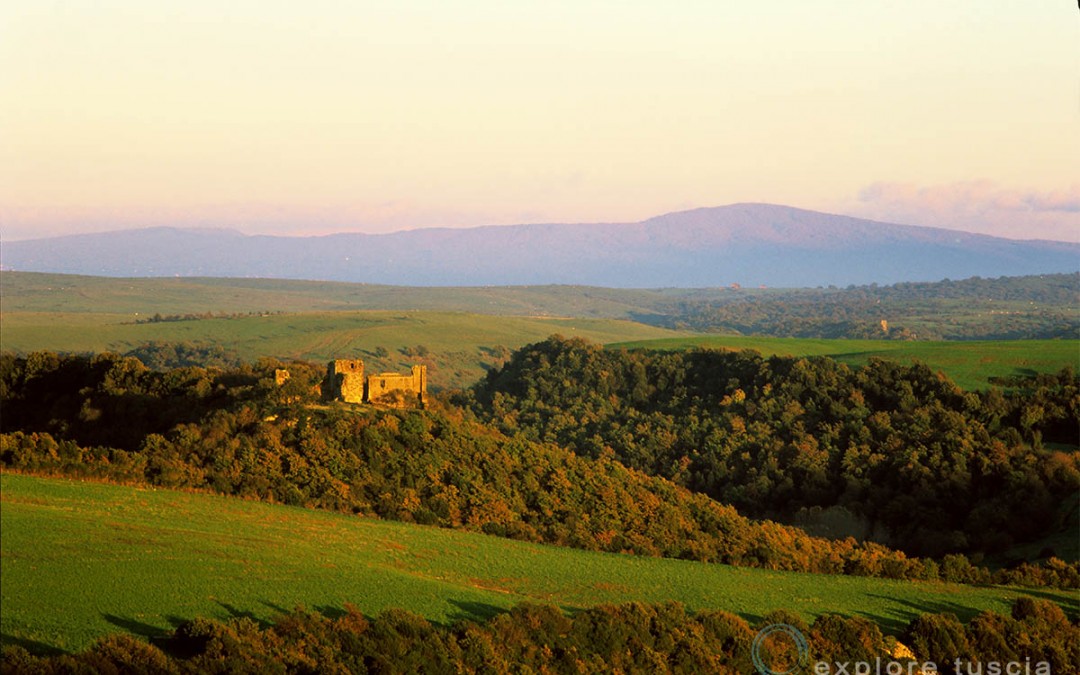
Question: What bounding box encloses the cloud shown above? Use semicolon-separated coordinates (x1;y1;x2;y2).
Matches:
843;181;1080;242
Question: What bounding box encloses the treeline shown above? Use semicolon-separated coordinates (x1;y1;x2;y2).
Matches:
465;337;1080;559
131;310;283;324
124;341;245;370
3;598;1077;674
2;351;1077;588
4;351;1073;588
651;273;1080;340
845;274;1078;304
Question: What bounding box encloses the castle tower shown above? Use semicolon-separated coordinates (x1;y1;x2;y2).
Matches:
411;364;427;404
327;359;365;403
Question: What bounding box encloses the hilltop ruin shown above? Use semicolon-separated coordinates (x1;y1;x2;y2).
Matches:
326;359;427;407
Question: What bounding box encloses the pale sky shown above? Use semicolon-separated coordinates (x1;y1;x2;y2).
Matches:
1;1;1078;242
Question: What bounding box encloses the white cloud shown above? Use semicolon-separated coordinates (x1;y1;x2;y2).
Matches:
840;181;1080;243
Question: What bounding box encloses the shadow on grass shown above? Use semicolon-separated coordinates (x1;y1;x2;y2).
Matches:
990;587;1080;623
101;613;171;638
856;593;994;635
259;600;292;616
217;601;273;629
738;612;768;627
0;632;68;657
314;605;347;620
1015;586;1080;611
446;599;507;624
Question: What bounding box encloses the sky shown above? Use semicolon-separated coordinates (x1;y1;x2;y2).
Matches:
1;1;1078;242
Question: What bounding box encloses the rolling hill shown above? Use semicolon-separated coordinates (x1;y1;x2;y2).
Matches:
2;473;1071;653
0;272;696;318
606;336;1080;391
5;204;1077;287
3;272;1076;390
0;310;687;391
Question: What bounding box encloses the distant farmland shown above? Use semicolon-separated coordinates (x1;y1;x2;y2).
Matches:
3;310;1076;391
609;336;1079;391
0;311;686;390
3;271;1075;391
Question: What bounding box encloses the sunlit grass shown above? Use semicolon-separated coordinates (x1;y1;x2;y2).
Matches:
607;336;1079;390
2;473;1074;653
0;311;686;390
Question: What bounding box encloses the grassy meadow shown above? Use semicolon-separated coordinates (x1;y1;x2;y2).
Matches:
3;271;1076;390
2;273;1078;656
3;311;1076;392
2;473;1075;655
0;272;709;318
0;311;685;390
609;336;1079;391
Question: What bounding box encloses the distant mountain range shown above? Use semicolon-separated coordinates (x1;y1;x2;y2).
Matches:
4;204;1077;287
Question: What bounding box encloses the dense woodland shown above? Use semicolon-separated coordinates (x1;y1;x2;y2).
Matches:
466;337;1079;558
1;349;1077;589
650;273;1080;339
123;341;244;370
0;352;937;581
3;598;1077;675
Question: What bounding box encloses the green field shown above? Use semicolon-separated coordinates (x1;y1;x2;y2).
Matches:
3;272;1076;391
4;312;1077;392
0;273;707;390
0;311;685;390
2;473;1075;654
610;336;1080;390
0;272;716;318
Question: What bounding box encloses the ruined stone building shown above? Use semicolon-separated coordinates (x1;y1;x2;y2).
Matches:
327;359;366;403
326;359;426;407
366;365;427;406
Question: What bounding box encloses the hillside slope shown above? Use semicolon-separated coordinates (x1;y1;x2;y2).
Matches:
2;473;1071;653
0;310;686;390
468;337;1080;557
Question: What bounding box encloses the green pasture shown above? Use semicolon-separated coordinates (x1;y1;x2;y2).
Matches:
0;311;685;390
0;272;701;318
3;272;1076;391
2;473;1075;654
608;336;1080;390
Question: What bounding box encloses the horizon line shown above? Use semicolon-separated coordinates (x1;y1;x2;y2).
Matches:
4;202;1077;246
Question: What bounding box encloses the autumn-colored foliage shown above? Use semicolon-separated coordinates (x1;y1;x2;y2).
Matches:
4;599;1076;674
1;349;1076;588
466;337;1079;558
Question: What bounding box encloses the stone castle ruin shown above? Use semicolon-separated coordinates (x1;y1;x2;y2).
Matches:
327;359;366;403
326;359;427;407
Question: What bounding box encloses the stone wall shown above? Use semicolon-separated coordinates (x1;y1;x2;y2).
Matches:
327;359;365;403
365;365;427;407
325;359;426;407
